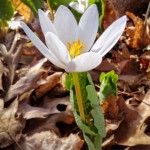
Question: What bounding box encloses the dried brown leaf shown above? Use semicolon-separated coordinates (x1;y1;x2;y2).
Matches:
0;99;25;148
12;0;33;22
5;58;47;101
18;131;84;150
112;44;131;61
126;12;150;50
102;1;118;30
35;72;63;99
18;101;60;119
138;89;150;118
18;97;72;119
48;73;68;96
106;91;150;146
25;96;74;136
101;95;119;119
119;74;143;86
125;145;150;150
119;60;140;75
96;59;119;72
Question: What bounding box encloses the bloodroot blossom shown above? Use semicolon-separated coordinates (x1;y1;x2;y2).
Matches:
69;0;89;13
21;4;127;72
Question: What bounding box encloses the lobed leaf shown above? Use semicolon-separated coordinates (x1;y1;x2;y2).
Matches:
99;70;118;103
0;99;25;148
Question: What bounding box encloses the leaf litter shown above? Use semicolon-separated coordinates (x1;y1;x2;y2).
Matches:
1;1;150;150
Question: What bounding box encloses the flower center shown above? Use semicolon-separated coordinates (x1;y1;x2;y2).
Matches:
67;40;85;59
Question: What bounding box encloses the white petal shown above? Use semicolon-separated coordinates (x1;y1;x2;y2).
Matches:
54;5;78;46
45;32;71;66
78;4;99;52
20;22;65;69
65;52;102;72
38;9;57;35
91;15;127;56
69;2;85;13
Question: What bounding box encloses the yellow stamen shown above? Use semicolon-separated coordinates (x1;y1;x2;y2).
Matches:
67;40;85;59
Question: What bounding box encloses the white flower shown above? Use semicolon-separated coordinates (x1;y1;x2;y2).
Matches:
20;4;127;72
69;0;89;13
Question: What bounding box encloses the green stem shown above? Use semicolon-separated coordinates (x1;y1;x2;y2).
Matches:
72;72;85;122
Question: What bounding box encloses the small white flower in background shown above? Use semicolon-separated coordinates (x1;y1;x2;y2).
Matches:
20;4;127;72
69;0;89;13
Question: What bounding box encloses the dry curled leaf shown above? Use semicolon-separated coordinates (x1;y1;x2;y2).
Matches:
103;90;150;147
18;102;53;119
35;72;63;99
25;96;74;136
5;58;47;101
102;1;118;30
12;0;33;22
101;95;119;119
126;12;150;50
0;99;25;148
18;131;84;150
107;0;149;16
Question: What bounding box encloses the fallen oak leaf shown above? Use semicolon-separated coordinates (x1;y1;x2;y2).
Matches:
95;59;119;72
126;12;150;50
17;131;84;150
35;72;63;99
5;58;47;101
17;81;69;120
25;112;74;137
0;99;25;148
0;59;7;94
119;74;144;86
25;96;74;136
124;145;150;150
110;91;150;146
101;95;119;119
48;73;71;96
18;101;62;119
102;1;118;30
0;35;22;85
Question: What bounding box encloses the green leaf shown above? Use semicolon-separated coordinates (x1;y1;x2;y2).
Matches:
86;85;106;137
99;72;106;83
0;0;14;21
22;0;44;15
86;85;99;106
84;133;102;150
97;0;105;21
99;82;113;102
83;134;96;150
99;71;118;103
91;107;106;137
74;110;96;136
94;134;102;150
69;72;105;150
87;73;95;86
78;72;88;103
69;84;94;136
65;73;73;90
